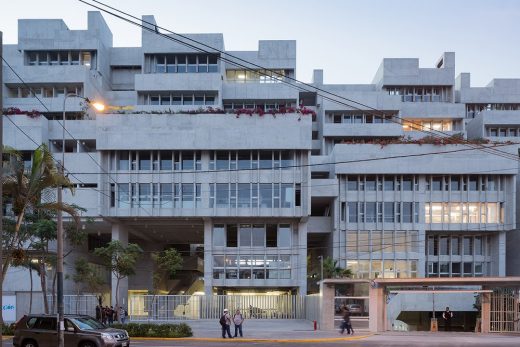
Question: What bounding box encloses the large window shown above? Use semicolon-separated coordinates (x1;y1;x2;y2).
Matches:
210;151;294;171
26;50;96;68
152;54;219;73
212;223;291;248
425;202;503;224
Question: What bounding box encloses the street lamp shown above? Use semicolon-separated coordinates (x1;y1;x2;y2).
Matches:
57;93;104;347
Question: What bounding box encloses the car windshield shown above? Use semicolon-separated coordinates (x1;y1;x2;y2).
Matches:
69;317;105;330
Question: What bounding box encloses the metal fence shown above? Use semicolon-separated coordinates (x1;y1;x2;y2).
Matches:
15;292;98;318
128;294;317;322
490;288;520;332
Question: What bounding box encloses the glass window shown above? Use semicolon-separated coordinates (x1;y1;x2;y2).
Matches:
183;95;193;105
487;203;498;223
226;224;238;247
213;225;225;247
428;236;438;256
348;202;358;223
138;151;151;170
216;151;229;170
252;224;265;247
159;151;172;170
463;262;473;276
281;150;293;169
259;183;272;208
160;183;172;208
172;95;182;105
402;202;413;223
266;224;277;247
177;55;187;73
365;176;376;191
451;237;460;255
281;184;294;208
208;55;218;72
181;184;194;208
384;202;394;222
431;203;442;223
239;224;252;247
439;237;449;255
450;176;460;191
259;151;272;169
463;237;473;255
181;152;194;170
439;262;450;277
118;151;130;170
117;183;130;207
216;184;229;208
474;236;483;255
469;176;478;191
402;176;413;191
238;183;250;208
432;177;442;191
384;176;394;191
347;176;358;191
366;202;376;223
278;224;291;247
238;151;251;170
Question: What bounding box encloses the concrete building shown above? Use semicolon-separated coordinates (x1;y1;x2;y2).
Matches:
2;12;520;316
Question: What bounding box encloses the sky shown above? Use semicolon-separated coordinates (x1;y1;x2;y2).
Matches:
1;0;519;86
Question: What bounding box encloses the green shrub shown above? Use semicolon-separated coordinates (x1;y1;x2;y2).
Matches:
111;322;192;338
2;323;15;336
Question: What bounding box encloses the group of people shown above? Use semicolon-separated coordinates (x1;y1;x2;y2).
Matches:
219;308;245;338
95;305;128;325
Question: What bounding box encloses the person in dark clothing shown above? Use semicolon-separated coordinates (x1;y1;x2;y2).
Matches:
95;305;101;322
108;306;114;325
442;307;453;331
220;309;233;338
339;306;354;335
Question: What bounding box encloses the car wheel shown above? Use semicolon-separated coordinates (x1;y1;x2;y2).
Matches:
79;342;98;347
22;340;38;347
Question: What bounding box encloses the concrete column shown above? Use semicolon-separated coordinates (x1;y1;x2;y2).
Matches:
203;218;213;295
297;220;308;295
319;282;335;330
111;223;129;308
481;291;491;333
369;284;386;332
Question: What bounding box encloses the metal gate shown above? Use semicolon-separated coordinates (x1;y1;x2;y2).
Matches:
128;294;309;321
490;288;520;332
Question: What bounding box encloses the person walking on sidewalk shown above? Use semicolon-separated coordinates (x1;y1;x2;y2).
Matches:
442;307;454;331
220;308;233;338
340;306;354;335
233;309;245;337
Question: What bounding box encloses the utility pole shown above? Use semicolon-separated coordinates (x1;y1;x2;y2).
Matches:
1;30;5;347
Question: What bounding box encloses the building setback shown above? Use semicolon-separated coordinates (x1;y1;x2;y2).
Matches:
2;12;520;309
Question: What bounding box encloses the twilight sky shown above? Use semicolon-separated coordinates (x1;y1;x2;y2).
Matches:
1;0;519;86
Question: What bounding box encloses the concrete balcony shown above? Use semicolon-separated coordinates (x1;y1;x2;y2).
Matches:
96;113;312;150
308;216;333;234
311;179;337;197
3;114;49;150
466;110;520;140
323;122;404;138
48;120;97;139
399;102;465;118
222;82;298;100
135;73;222;92
4;65;91;84
332;143;517;175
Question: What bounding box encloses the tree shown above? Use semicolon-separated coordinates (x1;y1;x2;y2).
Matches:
151;248;183;294
322;257;354;279
323;256;342;279
72;258;105;313
94;241;142;314
1;145;78;282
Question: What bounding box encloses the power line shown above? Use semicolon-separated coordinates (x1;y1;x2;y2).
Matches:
79;0;520;163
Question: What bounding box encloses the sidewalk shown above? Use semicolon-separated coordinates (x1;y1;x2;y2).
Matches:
184;319;371;340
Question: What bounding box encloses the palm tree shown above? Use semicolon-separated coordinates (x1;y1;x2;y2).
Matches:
2;145;80;309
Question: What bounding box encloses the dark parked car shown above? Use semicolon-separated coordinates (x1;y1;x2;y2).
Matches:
13;314;129;347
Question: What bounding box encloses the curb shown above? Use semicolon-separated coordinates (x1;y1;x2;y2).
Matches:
134;334;374;343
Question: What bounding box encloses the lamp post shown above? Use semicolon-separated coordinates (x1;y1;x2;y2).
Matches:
318;256;324;283
57;94;104;347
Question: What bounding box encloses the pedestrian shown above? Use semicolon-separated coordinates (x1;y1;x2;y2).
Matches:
233;309;244;337
119;306;126;324
442;307;453;331
101;306;107;325
108;306;114;325
340;306;354;335
219;308;233;338
95;305;101;322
